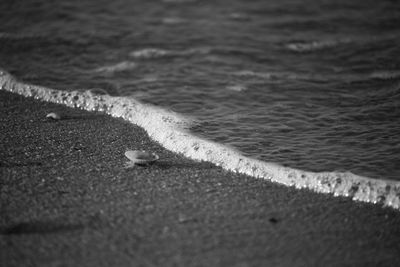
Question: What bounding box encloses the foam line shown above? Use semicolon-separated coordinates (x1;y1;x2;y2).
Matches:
129;47;210;59
370;70;400;80
286;39;351;52
92;61;137;74
1;70;399;209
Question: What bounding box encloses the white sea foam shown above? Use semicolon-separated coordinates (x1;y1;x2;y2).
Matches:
162;17;186;25
233;70;302;81
370;70;400;80
130;47;210;59
233;70;284;80
228;13;251;21
233;69;368;83
286;39;351;52
1;70;399;209
130;48;170;59
226;84;247;92
93;61;137;74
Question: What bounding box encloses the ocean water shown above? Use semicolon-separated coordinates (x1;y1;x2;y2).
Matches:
1;0;400;207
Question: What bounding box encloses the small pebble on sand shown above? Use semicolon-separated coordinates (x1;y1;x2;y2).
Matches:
124;150;159;168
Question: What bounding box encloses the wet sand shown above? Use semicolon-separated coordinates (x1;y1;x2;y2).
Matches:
1;90;400;267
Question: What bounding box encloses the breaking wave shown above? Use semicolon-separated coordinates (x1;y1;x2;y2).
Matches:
286;39;351;52
162;17;187;25
370;70;400;80
129;47;210;59
226;84;247;92
1;70;400;209
233;70;300;80
92;61;137;74
130;48;170;59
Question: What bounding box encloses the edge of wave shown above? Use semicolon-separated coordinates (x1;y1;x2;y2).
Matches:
1;69;399;210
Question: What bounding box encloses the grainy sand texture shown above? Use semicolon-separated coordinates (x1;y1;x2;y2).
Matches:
1;91;400;267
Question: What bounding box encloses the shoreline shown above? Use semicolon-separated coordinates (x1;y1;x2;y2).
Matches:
1;90;400;266
1;71;399;209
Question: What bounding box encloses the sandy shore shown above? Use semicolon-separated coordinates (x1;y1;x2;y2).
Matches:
1;90;400;267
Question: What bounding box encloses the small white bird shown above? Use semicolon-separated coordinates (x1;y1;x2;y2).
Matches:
124;150;159;168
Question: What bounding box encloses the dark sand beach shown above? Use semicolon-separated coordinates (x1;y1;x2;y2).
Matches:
1;90;400;267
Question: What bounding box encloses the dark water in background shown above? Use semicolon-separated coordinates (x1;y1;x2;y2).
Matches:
1;0;399;180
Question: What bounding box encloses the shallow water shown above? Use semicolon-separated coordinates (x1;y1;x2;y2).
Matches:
1;0;399;181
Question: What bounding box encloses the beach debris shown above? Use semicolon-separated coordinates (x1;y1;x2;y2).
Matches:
46;112;61;120
124;150;159;168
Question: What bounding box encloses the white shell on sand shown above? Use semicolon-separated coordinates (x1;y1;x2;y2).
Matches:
124;150;159;168
46;112;61;120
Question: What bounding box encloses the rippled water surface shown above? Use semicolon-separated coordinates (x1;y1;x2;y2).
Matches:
1;0;399;180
